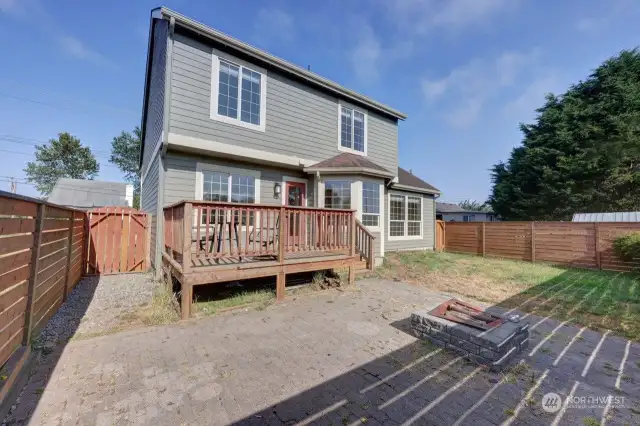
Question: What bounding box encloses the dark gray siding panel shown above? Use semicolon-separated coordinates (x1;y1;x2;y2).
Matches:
141;19;168;171
169;33;398;174
141;154;160;268
384;190;435;252
164;151;308;207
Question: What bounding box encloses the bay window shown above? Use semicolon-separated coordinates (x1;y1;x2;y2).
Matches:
324;181;351;209
362;182;380;227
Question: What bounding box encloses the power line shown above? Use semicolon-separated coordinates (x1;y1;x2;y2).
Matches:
0;149;121;169
0;136;112;156
0;91;138;116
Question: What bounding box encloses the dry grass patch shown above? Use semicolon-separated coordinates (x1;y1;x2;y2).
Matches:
195;289;275;315
371;252;640;340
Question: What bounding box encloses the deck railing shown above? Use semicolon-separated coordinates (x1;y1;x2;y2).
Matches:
163;201;357;270
355;219;376;270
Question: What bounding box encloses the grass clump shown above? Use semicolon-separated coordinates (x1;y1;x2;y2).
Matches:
195;289;275;315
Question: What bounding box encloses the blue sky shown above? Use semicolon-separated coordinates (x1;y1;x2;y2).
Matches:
0;0;639;202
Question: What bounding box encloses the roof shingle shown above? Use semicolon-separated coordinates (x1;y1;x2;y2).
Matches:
396;167;440;193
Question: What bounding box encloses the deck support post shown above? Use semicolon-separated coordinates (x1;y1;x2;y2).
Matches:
276;271;285;301
181;282;192;320
348;265;355;286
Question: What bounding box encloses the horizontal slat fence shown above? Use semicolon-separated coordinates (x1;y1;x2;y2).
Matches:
0;192;88;371
440;221;640;271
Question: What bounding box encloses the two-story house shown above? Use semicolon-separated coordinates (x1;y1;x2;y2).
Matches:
140;7;441;279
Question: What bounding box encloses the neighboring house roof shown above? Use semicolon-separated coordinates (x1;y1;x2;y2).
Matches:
394;167;441;195
436;202;493;214
572;212;640;222
48;179;131;209
150;8;406;121
304;153;396;178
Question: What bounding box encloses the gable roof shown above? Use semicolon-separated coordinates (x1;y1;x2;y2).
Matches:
304;153;395;178
153;7;407;121
48;179;131;209
394;167;440;194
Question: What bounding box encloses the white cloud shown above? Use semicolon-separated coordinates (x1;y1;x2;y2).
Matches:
388;0;515;34
504;73;563;121
254;9;295;45
421;48;541;126
349;23;413;84
57;36;117;70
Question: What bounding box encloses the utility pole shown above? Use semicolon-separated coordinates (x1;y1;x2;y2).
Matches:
10;177;17;193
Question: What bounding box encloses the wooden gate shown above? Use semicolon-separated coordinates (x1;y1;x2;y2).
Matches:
86;207;150;274
436;220;445;252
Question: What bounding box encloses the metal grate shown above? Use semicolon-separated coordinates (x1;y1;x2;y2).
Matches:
429;299;503;330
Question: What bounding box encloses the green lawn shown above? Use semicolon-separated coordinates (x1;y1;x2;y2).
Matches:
371;252;640;340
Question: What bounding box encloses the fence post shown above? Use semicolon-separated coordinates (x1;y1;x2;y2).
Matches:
481;222;486;257
23;203;45;345
531;222;536;263
62;210;75;301
594;222;601;270
278;207;285;264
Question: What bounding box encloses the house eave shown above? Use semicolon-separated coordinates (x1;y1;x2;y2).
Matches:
303;166;396;179
157;7;407;120
391;183;441;195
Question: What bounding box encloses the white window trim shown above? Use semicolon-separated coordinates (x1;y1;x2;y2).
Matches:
281;176;308;207
210;53;267;133
361;181;381;232
337;103;368;156
388;192;423;241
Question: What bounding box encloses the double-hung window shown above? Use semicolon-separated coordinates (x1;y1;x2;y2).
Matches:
324;181;351;209
389;194;422;239
212;56;266;131
362;182;380;227
340;106;366;154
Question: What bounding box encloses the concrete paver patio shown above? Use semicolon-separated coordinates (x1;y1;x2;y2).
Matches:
6;278;640;425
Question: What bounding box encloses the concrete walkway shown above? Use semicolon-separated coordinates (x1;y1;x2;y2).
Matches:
5;279;639;425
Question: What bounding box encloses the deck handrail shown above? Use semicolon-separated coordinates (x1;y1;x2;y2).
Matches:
355;219;376;270
163;201;357;268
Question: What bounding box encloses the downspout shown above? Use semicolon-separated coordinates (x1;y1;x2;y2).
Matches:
155;15;175;279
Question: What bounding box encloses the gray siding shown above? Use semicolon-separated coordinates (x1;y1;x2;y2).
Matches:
164;151;309;207
385;190;435;252
141;19;168;172
141;154;160;268
169;33;398;174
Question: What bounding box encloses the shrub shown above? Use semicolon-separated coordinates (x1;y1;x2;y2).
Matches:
612;233;640;261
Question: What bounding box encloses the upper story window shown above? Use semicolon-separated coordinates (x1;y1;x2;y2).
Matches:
339;106;367;154
211;55;267;132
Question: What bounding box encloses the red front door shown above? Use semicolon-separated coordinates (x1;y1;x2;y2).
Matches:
285;182;306;243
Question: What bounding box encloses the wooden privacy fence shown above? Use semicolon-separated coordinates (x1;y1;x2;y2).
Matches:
0;192;87;374
86;207;150;275
437;221;640;272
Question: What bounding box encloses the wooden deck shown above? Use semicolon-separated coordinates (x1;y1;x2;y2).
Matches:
161;201;375;319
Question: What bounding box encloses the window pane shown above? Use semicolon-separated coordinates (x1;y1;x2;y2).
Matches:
362;214;379;227
408;196;421;221
340;107;352;148
408;222;421;236
362;182;379;214
354;111;365;152
390;221;404;236
218;61;239;118
390;195;405;221
324;181;351;209
231;174;255;204
241;68;261;125
202;171;229;202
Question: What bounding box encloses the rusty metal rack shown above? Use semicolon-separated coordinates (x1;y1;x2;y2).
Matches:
429;299;504;330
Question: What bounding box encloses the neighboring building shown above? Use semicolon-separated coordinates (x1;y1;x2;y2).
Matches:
48;178;134;210
572;212;640;222
436;202;497;222
139;7;441;272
